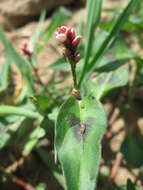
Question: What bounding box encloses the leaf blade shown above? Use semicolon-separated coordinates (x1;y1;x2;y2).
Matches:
55;96;107;190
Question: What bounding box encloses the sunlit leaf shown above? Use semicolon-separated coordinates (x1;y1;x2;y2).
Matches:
79;0;102;86
55;96;107;190
83;67;129;100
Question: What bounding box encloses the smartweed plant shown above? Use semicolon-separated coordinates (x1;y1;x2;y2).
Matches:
54;1;139;190
0;0;141;190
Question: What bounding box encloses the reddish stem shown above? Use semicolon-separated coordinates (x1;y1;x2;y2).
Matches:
13;177;35;190
102;108;120;145
109;152;123;182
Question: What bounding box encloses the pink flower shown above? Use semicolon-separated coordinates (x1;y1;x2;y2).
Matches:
56;26;81;63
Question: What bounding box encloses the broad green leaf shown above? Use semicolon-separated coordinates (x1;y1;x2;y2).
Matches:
79;0;137;86
55;96;107;190
84;67;129;100
0;27;33;94
79;0;102;86
121;137;143;167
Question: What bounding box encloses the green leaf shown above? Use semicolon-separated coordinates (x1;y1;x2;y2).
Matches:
23;126;45;153
29;93;52;114
127;179;137;190
0;27;33;94
84;67;129;100
0;105;42;120
79;0;102;86
89;0;137;69
49;57;69;71
36;183;46;190
0;57;10;91
95;58;129;73
55;96;107;190
79;0;137;86
0;122;10;149
121;137;143;167
29;10;46;51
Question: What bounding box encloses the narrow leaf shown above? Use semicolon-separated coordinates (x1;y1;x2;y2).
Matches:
0;57;10;91
79;0;102;86
0;27;33;94
79;0;137;86
37;7;71;53
0;105;42;119
29;10;46;51
89;0;137;71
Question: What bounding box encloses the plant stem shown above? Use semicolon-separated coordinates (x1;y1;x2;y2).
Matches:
109;152;123;182
70;63;78;89
78;61;87;88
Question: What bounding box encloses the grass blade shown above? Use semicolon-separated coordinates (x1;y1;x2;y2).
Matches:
79;0;137;86
78;0;102;86
0;27;34;94
0;105;42;119
29;10;46;51
0;57;10;91
37;7;71;53
88;0;136;73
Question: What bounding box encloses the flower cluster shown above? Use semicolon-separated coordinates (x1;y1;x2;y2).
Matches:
56;26;81;64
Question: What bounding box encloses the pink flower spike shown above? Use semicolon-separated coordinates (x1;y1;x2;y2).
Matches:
56;26;81;64
72;36;81;49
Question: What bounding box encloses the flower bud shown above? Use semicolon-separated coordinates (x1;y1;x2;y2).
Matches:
74;53;80;63
72;36;81;49
21;41;33;57
56;33;67;43
70;28;76;40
